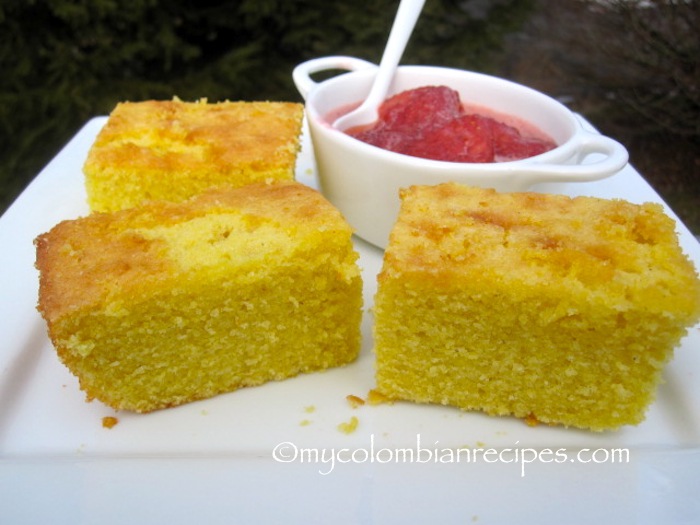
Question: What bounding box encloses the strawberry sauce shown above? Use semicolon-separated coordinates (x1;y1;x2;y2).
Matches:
333;86;557;163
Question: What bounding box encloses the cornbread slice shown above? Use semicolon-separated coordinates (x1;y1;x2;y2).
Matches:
36;181;362;413
84;98;304;212
374;183;700;431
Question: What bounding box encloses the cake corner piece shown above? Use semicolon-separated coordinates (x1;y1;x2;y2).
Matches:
83;98;305;212
373;182;700;431
36;180;363;413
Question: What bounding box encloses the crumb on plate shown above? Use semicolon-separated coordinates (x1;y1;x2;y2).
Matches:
337;416;359;434
346;394;365;408
367;389;393;406
102;416;119;429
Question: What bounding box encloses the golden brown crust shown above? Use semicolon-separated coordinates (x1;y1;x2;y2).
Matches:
88;99;303;167
83;99;304;211
36;181;351;325
381;183;699;317
35;214;171;325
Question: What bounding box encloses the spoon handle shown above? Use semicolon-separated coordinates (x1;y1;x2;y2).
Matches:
333;0;425;129
372;0;426;97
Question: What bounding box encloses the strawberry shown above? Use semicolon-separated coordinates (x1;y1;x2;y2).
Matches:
405;115;495;163
350;127;413;153
491;120;554;161
378;86;463;135
346;85;556;163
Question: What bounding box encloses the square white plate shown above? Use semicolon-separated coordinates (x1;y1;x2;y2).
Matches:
1;117;699;524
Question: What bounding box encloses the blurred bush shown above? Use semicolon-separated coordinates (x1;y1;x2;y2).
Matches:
517;0;699;140
2;0;698;233
497;0;699;232
0;0;533;212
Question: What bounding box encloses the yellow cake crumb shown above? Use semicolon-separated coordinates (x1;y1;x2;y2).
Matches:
337;416;359;434
303;405;316;414
84;98;304;212
36;181;363;413
366;388;393;406
373;183;700;431
346;394;365;408
101;416;118;429
524;413;540;427
300;419;312;427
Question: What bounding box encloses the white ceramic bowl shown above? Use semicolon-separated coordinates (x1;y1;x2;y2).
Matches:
293;56;629;249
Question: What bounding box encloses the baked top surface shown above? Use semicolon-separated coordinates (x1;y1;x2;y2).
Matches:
35;181;355;324
84;99;304;172
381;183;700;314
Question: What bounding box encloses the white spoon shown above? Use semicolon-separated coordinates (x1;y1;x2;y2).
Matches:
332;0;426;131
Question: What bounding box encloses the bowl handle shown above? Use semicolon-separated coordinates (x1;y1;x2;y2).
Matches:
519;130;629;187
293;56;377;100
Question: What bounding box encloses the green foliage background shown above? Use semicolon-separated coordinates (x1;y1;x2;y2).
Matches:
2;0;698;233
0;0;534;212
